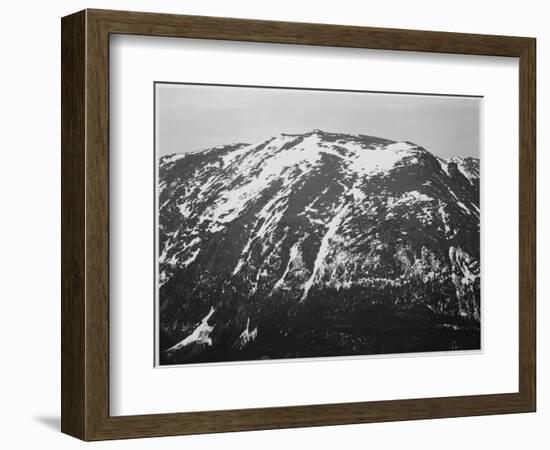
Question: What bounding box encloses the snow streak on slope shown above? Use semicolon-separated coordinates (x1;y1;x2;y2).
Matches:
301;201;350;302
166;306;216;351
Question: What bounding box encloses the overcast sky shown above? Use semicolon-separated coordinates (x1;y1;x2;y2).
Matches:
156;83;481;159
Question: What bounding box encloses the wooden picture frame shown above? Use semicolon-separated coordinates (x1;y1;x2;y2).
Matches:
61;9;536;441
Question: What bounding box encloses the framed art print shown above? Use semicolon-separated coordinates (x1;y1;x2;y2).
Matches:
61;9;536;440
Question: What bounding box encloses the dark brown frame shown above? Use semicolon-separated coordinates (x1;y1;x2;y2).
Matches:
61;9;536;441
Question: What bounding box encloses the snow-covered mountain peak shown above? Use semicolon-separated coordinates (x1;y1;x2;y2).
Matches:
158;130;481;363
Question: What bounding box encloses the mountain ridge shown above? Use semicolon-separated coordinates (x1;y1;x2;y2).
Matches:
158;129;480;364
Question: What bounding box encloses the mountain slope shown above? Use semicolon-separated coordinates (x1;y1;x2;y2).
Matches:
158;130;480;364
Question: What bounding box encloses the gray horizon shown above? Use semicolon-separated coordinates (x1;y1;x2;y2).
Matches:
156;83;481;160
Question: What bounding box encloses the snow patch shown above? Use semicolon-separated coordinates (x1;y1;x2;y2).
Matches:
446;188;472;215
272;240;302;292
437;158;450;176
384;141;416;152
236;317;258;349
181;248;200;267
347;143;405;174
301;202;349;302
166;306;215;351
438;201;452;235
161;153;186;165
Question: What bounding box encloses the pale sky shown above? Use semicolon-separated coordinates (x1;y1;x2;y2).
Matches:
156;83;481;159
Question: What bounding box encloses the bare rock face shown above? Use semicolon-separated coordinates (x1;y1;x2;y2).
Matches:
158;130;480;364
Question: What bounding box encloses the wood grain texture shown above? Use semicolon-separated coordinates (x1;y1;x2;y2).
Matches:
61;8;537;441
518;39;536;410
89;8;533;56
60;10;86;439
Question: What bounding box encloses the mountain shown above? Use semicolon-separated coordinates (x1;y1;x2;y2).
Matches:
157;130;480;365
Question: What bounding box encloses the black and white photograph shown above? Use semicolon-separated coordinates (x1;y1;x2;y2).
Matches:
155;83;481;366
